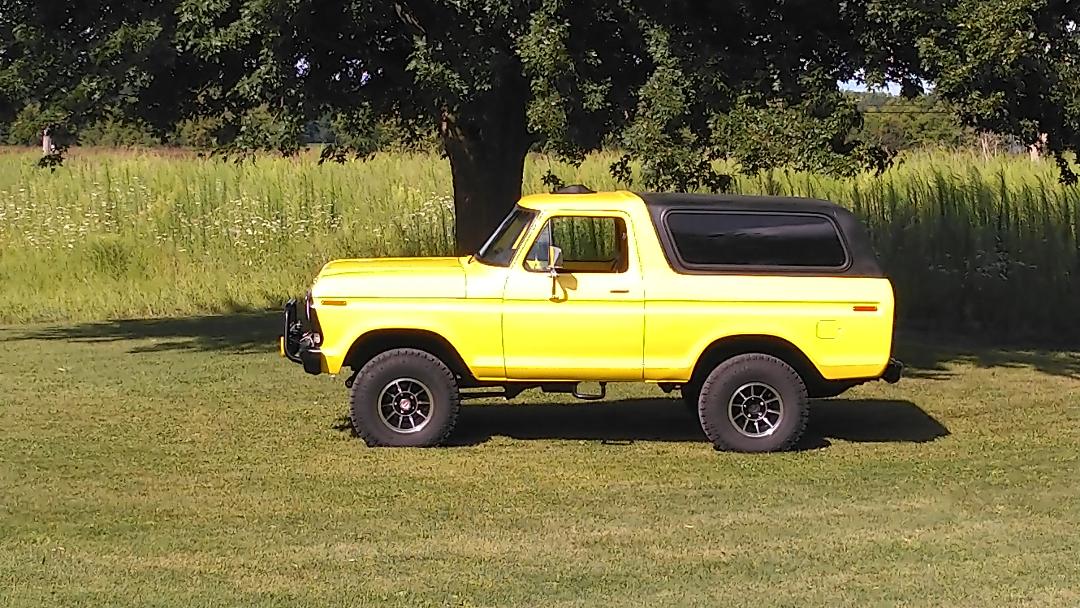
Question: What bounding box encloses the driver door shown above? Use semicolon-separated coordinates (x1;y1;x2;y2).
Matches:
502;212;644;381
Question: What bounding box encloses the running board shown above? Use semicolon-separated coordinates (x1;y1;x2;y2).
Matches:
459;384;531;401
541;382;607;401
459;382;608;402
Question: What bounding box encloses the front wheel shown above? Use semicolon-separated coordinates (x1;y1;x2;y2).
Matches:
350;348;460;447
697;354;808;453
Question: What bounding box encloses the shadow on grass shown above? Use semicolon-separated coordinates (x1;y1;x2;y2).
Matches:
6;311;280;354
334;398;950;450
894;333;1080;381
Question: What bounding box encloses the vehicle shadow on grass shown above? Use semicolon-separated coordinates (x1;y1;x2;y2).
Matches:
5;311;280;354
334;398;950;450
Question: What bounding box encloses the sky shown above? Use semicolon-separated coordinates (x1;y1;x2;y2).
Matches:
838;80;903;95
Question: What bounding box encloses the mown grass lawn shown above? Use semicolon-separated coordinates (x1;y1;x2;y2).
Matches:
1;314;1078;607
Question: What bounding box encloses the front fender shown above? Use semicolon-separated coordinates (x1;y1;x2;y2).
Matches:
312;298;505;379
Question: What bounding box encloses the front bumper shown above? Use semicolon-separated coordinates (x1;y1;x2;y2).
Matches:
281;298;324;375
882;357;904;384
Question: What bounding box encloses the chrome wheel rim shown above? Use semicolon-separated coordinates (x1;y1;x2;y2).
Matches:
728;382;783;438
377;377;434;434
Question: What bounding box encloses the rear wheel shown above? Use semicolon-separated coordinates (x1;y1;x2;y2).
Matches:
350;348;460;447
697;354;808;452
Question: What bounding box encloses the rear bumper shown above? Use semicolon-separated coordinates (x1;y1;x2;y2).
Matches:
281;298;324;375
882;357;903;384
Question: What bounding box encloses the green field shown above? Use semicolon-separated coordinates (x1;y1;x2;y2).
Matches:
1;147;1078;340
2;145;1079;605
1;317;1078;606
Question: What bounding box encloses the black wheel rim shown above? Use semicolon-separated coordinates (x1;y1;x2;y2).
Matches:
377;377;434;434
727;382;783;438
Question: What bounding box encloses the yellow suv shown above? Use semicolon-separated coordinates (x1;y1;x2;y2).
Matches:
282;188;902;452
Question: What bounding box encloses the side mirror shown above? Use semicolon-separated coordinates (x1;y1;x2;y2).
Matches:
547;245;563;273
546;245;564;300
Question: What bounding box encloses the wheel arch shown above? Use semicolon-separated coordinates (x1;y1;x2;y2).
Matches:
690;334;854;399
344;329;475;383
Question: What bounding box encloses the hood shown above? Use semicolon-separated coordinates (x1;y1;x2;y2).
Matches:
311;256;467;299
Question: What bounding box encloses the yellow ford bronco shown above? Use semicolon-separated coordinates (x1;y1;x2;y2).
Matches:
282;187;902;452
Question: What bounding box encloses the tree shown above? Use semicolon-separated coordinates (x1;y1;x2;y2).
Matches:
6;2;1080;248
0;0;209;161
868;0;1080;182
191;0;908;251
2;1;926;252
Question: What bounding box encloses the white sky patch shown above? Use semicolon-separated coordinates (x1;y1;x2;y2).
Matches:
838;79;902;95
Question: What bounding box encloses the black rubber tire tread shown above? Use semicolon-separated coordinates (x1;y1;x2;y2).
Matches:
349;348;460;447
697;353;808;453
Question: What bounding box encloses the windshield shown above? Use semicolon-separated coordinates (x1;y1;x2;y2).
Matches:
475;207;536;267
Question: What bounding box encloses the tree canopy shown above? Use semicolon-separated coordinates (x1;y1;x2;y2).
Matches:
1;1;1077;249
904;0;1080;183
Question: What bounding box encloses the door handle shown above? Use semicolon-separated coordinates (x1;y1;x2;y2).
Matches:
610;289;630;294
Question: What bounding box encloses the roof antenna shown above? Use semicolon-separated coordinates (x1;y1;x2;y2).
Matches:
551;184;595;194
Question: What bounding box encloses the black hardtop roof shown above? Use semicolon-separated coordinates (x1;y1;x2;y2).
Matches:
636;192;884;278
637;192;850;217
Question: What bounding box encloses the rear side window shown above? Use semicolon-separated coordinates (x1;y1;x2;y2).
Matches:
665;212;847;268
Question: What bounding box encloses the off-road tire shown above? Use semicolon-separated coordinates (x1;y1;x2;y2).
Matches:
349;348;460;447
697;354;808;453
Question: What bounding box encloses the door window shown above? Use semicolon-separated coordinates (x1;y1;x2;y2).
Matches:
524;216;628;273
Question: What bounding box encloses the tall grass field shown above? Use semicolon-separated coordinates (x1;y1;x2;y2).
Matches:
0;147;1077;340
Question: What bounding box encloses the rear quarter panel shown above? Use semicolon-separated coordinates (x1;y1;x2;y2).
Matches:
643;274;895;382
626;199;896;383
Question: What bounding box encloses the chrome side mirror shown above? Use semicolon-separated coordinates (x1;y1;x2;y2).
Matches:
547;245;563;276
547;245;563;300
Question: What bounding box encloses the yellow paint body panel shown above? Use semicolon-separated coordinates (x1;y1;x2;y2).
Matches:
305;191;895;384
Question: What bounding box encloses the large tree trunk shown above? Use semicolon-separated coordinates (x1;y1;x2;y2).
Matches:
441;73;532;255
443;128;531;255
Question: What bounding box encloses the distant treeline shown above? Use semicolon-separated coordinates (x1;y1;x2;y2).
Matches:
0;93;1015;156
